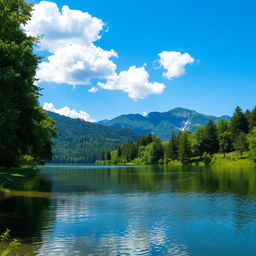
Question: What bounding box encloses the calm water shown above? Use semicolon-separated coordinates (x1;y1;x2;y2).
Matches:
1;165;256;255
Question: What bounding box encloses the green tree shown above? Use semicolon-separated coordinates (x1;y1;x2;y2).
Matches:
105;150;111;161
216;119;230;136
0;0;55;168
178;131;191;163
151;137;164;164
204;120;219;155
194;126;207;157
248;106;256;131
218;131;232;157
165;133;178;160
137;135;147;146
216;119;232;156
247;128;256;162
233;132;248;158
117;146;122;157
145;133;154;145
127;142;138;161
230;106;248;136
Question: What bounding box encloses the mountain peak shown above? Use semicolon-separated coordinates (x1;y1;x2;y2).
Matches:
169;107;194;112
104;107;230;140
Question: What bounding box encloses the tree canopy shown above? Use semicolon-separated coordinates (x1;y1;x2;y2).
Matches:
0;0;55;168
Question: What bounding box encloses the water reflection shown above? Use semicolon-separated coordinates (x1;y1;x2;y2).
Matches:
40;165;256;196
0;165;256;255
0;176;52;241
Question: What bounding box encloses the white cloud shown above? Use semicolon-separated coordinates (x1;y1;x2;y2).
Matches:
43;102;95;122
24;2;186;101
37;44;117;85
88;86;99;93
98;66;166;100
142;112;148;117
158;51;194;79
24;1;104;52
24;1;117;87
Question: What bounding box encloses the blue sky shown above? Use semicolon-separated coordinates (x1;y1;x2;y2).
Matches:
28;0;256;121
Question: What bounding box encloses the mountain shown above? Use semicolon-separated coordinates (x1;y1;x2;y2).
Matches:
103;107;230;140
48;112;140;163
96;119;109;125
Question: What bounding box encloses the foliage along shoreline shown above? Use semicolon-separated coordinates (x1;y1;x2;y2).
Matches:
96;152;255;167
97;106;256;167
0;0;56;171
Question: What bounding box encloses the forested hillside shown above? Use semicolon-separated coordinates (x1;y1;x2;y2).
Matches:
48;112;140;163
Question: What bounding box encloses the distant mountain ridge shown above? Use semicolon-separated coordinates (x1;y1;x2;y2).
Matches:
102;107;230;140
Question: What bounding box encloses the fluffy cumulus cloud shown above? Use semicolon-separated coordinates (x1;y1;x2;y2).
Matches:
25;2;196;100
24;1;104;51
43;102;95;122
24;1;117;86
98;66;165;100
37;44;117;85
158;51;194;79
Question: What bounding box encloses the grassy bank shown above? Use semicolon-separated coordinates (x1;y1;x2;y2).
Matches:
206;152;254;166
165;152;255;167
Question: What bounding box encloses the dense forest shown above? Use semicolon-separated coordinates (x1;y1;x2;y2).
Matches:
49;112;140;163
98;106;256;165
0;0;55;169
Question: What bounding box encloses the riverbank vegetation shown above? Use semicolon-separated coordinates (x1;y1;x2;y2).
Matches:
0;229;21;256
0;0;55;172
97;106;256;166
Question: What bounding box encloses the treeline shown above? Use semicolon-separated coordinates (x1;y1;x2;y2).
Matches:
98;133;162;164
98;106;256;165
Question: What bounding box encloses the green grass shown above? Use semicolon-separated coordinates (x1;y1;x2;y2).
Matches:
188;152;254;167
210;152;254;166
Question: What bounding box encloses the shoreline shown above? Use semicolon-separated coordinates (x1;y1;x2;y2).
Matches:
96;152;256;167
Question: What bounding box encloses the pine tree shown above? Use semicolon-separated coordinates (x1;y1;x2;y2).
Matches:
178;131;191;163
145;133;154;145
117;146;122;157
151;138;164;164
137;136;147;146
204;120;219;155
230;106;248;136
194;126;207;157
166;133;179;160
106;150;111;161
248;106;256;131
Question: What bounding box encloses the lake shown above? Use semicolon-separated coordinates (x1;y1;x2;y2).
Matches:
1;165;256;255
